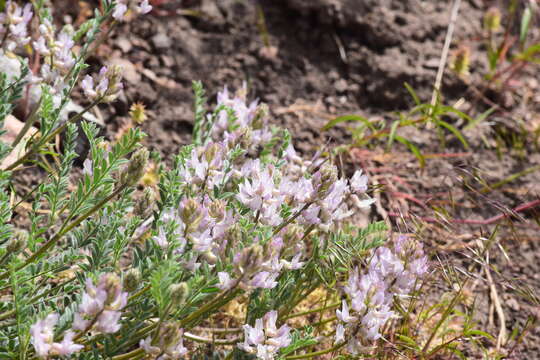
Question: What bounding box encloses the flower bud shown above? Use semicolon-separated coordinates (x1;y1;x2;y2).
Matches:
239;128;253;149
451;46;470;77
202;250;218;265
180;199;204;233
282;225;303;248
204;142;220;163
160;322;182;349
123;268;141;293
483;7;501;32
7;230;28;253
208;199;226;221
252;103;269;130
170;282;189;306
100;273;124;308
103;65;124;103
225;224;242;251
135;188;155;217
315;164;338;197
122;148;149;187
235;244;263;275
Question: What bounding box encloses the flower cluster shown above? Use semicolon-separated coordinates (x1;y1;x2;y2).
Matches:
0;1;33;52
147;86;374;296
34;20;76;76
211;85;272;147
73;273;128;334
30;273;128;358
335;236;428;354
140;322;188;360
239;311;291;360
30;314;83;358
113;0;152;21
81;65;124;103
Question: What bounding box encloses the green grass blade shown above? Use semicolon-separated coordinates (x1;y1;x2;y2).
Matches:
520;7;532;44
464;107;496;130
395;135;425;168
437;120;469;149
387;120;400;151
322;114;372;131
404;82;421;106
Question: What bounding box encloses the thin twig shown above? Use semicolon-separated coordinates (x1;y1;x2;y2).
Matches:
388;199;540;226
430;0;462;110
485;263;507;350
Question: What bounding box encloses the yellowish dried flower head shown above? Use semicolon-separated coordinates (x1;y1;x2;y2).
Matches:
129;102;147;125
451;46;470;77
484;7;501;32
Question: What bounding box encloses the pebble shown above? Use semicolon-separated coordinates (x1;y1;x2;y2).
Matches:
334;79;348;93
152;33;172;50
116;36;132;53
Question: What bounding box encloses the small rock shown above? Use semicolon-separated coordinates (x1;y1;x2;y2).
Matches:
116;36;132;53
161;55;174;68
201;0;226;26
258;46;279;61
1;115;38;170
424;58;440;69
151;33;172;50
505;297;520;312
334;79;348;93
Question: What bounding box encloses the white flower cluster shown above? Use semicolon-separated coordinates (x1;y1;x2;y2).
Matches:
113;0;152;21
335;236;428;354
140;322;188;360
143;86;375;299
30;273;128;358
0;1;32;51
239;311;291;360
30;314;82;358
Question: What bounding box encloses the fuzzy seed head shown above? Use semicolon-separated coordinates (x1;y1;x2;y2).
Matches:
451;46;470;77
123;268;141;293
170;283;189;306
484;7;501;32
7;230;28;253
123;147;149;186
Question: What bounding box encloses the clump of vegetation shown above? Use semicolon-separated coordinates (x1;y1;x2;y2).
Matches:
0;1;531;359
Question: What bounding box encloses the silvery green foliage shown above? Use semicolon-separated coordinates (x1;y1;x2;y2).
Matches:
0;1;429;359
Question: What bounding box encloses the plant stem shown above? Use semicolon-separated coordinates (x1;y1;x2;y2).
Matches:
111;348;145;360
0;184;125;280
285;341;345;359
282;302;340;320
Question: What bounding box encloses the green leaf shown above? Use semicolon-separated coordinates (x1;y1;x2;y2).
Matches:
396;334;420;349
387;119;400;151
517;43;540;62
322;114;372;131
464;329;496;341
446;345;467;360
437;120;469;149
404;82;421;105
201;287;220;293
464;107;496;130
520;7;532;44
394;135;425;168
438;105;473;124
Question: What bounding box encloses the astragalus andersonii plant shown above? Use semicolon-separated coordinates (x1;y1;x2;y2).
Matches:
0;1;433;359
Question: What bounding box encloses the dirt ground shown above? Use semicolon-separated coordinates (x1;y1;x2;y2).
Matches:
46;0;540;357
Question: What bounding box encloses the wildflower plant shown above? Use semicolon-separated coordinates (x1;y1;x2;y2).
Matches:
0;1;499;359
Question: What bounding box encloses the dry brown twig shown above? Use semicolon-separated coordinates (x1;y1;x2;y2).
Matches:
429;0;462;116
